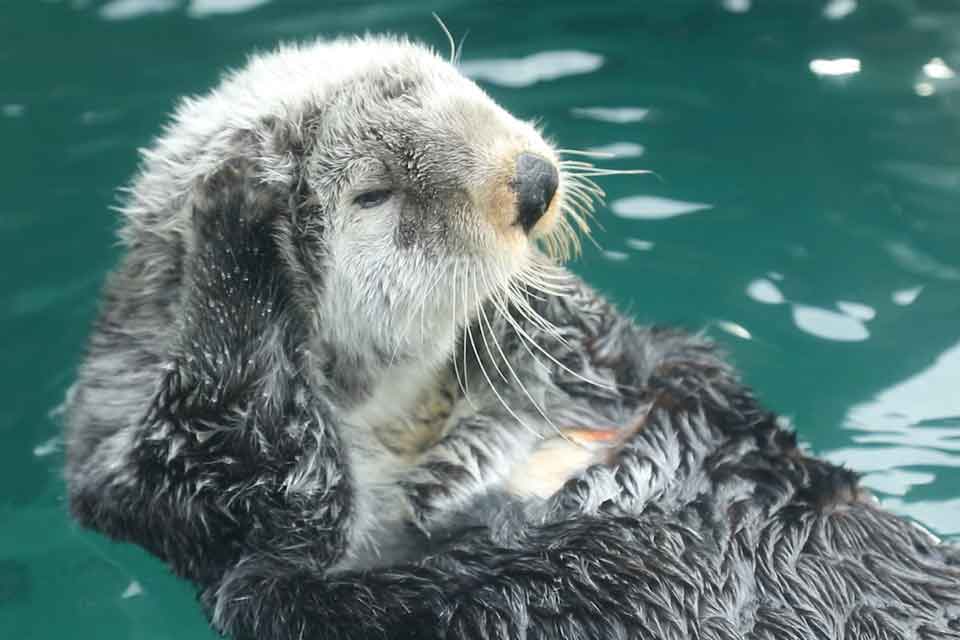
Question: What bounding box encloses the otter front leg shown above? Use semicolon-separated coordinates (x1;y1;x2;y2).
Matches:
66;158;350;584
401;413;544;532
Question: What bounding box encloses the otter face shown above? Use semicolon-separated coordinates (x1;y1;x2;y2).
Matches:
288;44;584;380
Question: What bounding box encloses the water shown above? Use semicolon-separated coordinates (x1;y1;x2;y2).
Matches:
2;0;959;636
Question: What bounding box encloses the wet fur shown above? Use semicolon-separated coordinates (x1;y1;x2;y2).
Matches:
65;36;960;639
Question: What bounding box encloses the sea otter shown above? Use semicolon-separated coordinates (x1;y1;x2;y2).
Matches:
64;36;960;640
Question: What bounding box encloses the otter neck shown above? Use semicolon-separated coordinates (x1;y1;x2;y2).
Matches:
318;322;459;430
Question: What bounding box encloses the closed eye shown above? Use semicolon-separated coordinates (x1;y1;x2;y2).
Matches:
353;188;393;209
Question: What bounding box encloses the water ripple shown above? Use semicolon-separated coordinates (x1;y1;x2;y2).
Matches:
892;285;923;306
99;0;177;20
572;107;649;124
585;142;645;158
746;278;785;305
188;0;271;18
460;51;603;88
611;196;712;220
847;341;960;431
791;304;870;342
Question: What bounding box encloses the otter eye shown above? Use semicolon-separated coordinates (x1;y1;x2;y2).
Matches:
353;188;393;209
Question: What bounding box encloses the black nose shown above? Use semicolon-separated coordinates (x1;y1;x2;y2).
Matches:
514;152;559;233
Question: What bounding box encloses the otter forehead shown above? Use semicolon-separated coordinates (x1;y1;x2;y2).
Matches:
310;84;534;193
183;36;495;146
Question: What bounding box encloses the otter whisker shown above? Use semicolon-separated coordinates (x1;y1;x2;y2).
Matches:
450;259;476;409
516;260;570;291
454;30;469;65
557;148;616;158
478;268;573;442
564;180;602;209
471;270;509;385
432;13;457;65
466;271;541;439
505;281;572;348
485;274;616;392
537;214;581;262
510;267;572;320
514;269;571;298
563;184;598;210
526;255;575;280
563;169;652;177
460;258;478;405
565;181;605;207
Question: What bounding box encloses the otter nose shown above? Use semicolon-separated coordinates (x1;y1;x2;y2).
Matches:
514;152;559;233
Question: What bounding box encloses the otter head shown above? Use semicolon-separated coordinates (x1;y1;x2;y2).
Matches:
290;42;581;395
130;36;595;411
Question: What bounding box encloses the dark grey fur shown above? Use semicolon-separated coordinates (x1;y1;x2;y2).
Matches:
64;37;960;640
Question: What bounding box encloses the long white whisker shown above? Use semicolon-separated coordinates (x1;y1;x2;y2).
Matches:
506;281;571;347
557;148;616;158
479;269;572;442
484;276;616;391
516;264;572;302
472;269;508;386
563;169;652;177
450;259;475;409
432;13;456;64
454;29;470;65
467;269;542;439
460;258;474;403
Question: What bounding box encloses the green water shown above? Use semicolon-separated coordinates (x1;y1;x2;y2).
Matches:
2;0;959;636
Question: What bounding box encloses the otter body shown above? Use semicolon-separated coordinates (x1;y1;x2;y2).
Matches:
65;36;960;640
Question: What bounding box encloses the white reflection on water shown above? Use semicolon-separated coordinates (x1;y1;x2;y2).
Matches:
809;58;861;76
460;51;603;88
923;57;956;80
585;142;645;158
860;469;935;496
121;580;144;599
611;196;712;220
572;107;649;123
602;250;629;262
99;0;177;20
33;436;62;458
2;104;24;118
721;0;751;14
746;278;785;305
892;285;923;306
823;0;857;20
826;340;960;533
879;498;960;537
188;0;271;18
625;238;654;251
835;300;876;321
715;320;752;340
791;304;869;341
847;340;960;431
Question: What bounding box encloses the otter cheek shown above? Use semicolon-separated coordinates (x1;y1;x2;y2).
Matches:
394;198;426;249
